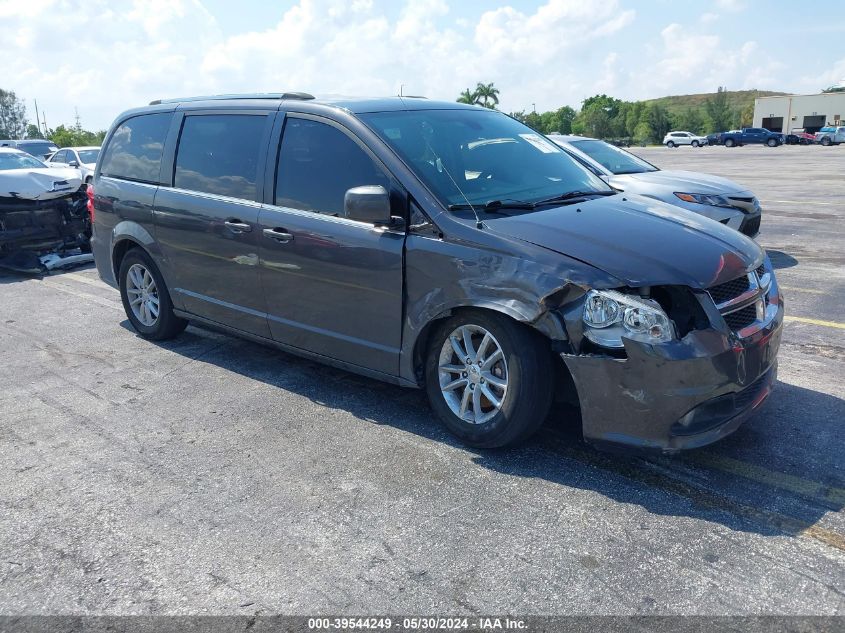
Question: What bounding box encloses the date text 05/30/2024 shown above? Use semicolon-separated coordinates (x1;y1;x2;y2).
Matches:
308;617;528;630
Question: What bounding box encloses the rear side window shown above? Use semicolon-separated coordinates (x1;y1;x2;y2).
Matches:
174;114;268;200
275;117;389;215
100;113;171;183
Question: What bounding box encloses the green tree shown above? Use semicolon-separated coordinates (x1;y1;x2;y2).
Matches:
48;124;106;147
456;88;476;104
632;121;653;145
473;82;500;109
704;86;736;132
739;102;754;127
0;89;28;139
675;107;705;134
646;103;672;142
26;123;44;139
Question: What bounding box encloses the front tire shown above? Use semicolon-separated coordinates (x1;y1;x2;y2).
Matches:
821;137;832;146
424;310;554;448
119;248;187;340
666;141;675;148
691;140;699;147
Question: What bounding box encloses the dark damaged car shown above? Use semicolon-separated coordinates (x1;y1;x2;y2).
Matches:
91;95;783;453
0;148;93;273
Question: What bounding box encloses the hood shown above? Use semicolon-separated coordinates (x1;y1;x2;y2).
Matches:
611;170;747;195
485;194;762;289
0;168;83;200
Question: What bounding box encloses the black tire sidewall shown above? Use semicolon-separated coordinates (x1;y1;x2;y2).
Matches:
119;249;185;340
666;141;675;148
424;311;552;448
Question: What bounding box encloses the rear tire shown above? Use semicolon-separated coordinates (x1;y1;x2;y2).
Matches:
424;310;554;448
666;141;675;148
119;248;187;340
725;138;736;148
766;138;777;147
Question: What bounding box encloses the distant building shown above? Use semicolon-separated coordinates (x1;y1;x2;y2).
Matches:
753;92;845;133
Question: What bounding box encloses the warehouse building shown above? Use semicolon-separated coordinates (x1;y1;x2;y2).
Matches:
753;90;845;134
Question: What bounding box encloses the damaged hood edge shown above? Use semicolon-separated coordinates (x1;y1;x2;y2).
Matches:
485;194;763;289
0;168;83;201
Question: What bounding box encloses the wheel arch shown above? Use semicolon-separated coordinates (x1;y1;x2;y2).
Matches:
407;301;568;387
110;220;172;289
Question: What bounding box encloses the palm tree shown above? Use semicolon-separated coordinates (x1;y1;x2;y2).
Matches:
474;82;500;109
456;88;476;104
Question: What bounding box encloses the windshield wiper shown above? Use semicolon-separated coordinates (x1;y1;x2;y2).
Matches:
530;190;617;207
448;199;535;213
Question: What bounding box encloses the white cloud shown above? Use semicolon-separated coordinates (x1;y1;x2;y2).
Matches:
715;0;745;11
2;0;638;131
626;23;782;98
700;12;719;24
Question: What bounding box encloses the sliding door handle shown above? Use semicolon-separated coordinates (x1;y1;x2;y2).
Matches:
263;228;294;243
224;219;252;233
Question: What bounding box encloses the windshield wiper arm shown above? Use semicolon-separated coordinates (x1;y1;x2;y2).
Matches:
531;190;617;207
448;199;535;212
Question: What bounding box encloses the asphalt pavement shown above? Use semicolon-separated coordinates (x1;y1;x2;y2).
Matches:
0;144;843;616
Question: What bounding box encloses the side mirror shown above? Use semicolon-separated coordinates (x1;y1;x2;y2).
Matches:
68;160;79;168
343;185;392;225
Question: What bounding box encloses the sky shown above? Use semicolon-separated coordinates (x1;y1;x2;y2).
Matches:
2;0;844;132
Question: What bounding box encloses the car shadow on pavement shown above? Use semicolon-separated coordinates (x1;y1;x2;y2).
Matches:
766;249;799;269
144;323;843;544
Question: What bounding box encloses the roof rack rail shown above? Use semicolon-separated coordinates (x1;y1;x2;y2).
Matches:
148;92;315;106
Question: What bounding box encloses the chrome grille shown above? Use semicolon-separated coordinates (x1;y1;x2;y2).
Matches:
707;267;770;336
723;303;758;330
708;275;750;304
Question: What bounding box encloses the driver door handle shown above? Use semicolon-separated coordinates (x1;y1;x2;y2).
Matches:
224;219;252;233
263;228;294;243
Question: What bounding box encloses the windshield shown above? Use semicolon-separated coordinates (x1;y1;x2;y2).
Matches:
77;149;100;163
19;142;58;153
568;139;658;175
361;109;610;212
0;152;47;170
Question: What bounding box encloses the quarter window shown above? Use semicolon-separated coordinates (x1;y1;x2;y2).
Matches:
174;114;268;200
275;117;389;216
99;113;171;183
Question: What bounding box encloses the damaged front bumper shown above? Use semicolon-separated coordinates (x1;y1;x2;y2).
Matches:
0;188;92;273
560;274;784;454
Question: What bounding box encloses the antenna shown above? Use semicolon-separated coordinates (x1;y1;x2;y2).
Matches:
420;132;483;229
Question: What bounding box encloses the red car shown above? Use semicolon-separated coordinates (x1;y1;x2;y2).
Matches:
787;128;816;144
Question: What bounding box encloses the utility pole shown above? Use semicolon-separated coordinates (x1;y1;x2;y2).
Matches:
34;99;41;137
532;103;536;113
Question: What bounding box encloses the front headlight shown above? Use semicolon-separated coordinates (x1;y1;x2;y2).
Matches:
582;289;675;348
674;192;732;207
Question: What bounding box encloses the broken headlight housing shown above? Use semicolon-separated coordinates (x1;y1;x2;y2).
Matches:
582;289;675;348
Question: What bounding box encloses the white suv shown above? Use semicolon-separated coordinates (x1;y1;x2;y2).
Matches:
663;131;707;148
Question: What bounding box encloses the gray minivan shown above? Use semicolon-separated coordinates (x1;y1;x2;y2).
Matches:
91;94;783;453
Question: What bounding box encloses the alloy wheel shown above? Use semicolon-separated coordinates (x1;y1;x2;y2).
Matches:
438;324;508;424
125;263;160;326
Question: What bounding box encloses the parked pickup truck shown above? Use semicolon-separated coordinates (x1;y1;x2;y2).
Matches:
721;128;784;147
815;126;845;146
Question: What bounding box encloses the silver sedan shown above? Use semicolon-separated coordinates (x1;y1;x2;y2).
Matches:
548;135;762;237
